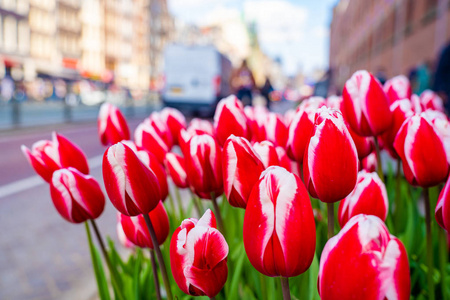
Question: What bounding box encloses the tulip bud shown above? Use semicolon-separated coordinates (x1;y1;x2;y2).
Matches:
420;89;445;112
326;95;343;111
265;112;288;148
424;110;450;164
383;75;412;104
160;107;187;145
102;142;161;216
223;135;265;208
275;146;292;172
343;70;393;136
411;94;423;113
287;97;326;162
304;107;358;202
436;176;450;232
179;119;215;154
284;109;296;127
379;99;414;158
170;209;228;298
22;132;89;182
118;201;169;248
146;112;174;149
361;151;377;173
50;167;105;223
121;140;169;201
394;113;449;187
185;134;223;199
245;105;268;142
135;122;170;164
338;170;388;227
214;95;249;146
318;214;410;300
165;152;189;189
347;125;374;159
98;103;130;146
243;166;316;277
253;141;279;169
116;220;135;248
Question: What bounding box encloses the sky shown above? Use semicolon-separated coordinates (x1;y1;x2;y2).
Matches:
168;0;338;76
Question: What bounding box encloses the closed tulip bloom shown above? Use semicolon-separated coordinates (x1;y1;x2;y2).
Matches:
145;112;174;149
160;107;187;144
22;132;89;182
304;107;358;203
223;135;265;208
117;220;135;248
244;105;268;142
343;70;393;136
102;142;161;216
265;112;288;148
98;102;130;146
118;201;169;248
185;134;223;199
170;209;228;298
338;170;388;227
411;94;423;114
436;176;450;231
362;151;377;173
287;97;326;162
318;214;410;300
50;167;105;223
284;108;296;127
347;124;374;159
214;95;249;146
253;141;280;169
243;166;316;277
379;99;414;158
135;121;170;164
394;113;449;187
179;119;215;154
420;89;445;112
424;110;450;164
326;95;344;111
383;75;412;104
275;146;292;172
165;152;189;189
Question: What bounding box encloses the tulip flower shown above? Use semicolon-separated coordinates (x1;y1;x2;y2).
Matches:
135;121;170;164
223;135;265;208
284;109;296;127
436;176;450;233
98;102;130;146
243;166;316;277
338;170;388;227
394;113;449;187
362;151;377;173
265;112;288;148
379;99;414;158
214;95;249;146
245;105;268;142
383;75;412;104
347;125;374;159
424;110;450;164
102;142;161;216
184;134;223;199
116;221;135;248
146;112;174;149
118;201;169;248
420;90;445;112
179;119;215;154
275;146;292;172
318;214;410;300
170;209;228;298
287;96;326;162
326;95;343;111
160;107;187;144
304;107;358;203
121;140;169;201
343;70;392;136
22;132;89;182
411;94;423;114
253;141;280;169
165;152;189;189
50;167;105;223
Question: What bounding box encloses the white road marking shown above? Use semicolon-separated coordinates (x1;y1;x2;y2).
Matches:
0;154;104;199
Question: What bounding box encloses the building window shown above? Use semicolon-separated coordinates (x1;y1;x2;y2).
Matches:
18;20;29;53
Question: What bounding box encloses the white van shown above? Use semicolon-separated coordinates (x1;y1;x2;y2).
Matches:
162;44;232;116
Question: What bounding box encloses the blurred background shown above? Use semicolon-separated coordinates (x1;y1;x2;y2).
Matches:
0;0;449;299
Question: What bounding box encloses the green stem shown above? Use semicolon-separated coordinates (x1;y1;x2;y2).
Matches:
89;220;126;300
374;138;384;183
280;277;291;300
175;186;185;217
327;203;334;239
259;273;268;300
424;188;435;300
167;192;177;218
143;214;173;300
439;228;448;300
211;193;225;234
149;249;162;300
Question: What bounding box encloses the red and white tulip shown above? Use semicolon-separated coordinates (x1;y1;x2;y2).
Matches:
165;152;189;189
383;75;412;104
98;103;130;146
214;95;249;146
160;107;187;145
243;166;316;277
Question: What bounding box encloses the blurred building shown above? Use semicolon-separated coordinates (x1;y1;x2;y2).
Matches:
0;0;30;80
330;0;450;90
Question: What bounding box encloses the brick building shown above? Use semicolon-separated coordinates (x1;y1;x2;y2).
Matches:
329;0;450;91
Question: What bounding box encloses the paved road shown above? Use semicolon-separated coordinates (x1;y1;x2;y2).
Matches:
0;118;144;300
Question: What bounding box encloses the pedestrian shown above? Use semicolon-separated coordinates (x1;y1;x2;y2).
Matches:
260;77;273;109
231;59;255;106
